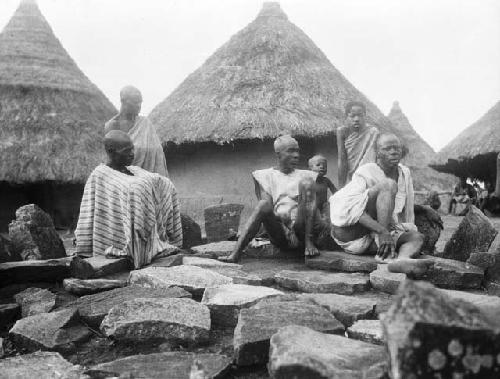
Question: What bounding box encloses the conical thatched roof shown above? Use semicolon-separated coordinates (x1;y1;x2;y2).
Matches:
0;0;116;183
150;2;396;146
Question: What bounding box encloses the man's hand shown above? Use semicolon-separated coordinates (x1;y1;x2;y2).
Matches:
377;232;396;260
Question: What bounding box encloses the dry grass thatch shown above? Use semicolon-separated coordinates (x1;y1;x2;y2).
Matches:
0;0;116;183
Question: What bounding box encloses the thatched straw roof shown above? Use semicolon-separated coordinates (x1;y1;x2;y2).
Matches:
150;2;396;146
0;0;116;184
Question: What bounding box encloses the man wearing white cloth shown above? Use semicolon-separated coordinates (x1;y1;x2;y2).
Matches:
330;133;434;275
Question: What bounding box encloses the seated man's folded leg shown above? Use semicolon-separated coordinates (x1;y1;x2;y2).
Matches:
387;231;434;275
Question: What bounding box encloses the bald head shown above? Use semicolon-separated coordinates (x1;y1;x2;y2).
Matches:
119;86;142;118
120;86;142;102
104;131;135;168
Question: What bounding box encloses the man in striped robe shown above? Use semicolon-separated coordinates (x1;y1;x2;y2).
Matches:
75;131;182;269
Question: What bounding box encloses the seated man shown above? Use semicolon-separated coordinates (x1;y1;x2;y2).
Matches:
220;135;332;263
75;131;182;269
330;133;433;275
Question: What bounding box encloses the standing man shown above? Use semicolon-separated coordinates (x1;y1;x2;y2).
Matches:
105;85;169;177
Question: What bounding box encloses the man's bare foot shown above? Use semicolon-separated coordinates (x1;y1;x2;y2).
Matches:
304;244;320;258
375;255;397;264
218;252;241;263
388;258;434;276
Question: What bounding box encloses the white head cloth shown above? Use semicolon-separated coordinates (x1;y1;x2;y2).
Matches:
274;135;299;153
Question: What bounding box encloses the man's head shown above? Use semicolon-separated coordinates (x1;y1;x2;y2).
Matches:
120;85;142;118
104;130;135;168
308;154;327;176
274;135;299;172
375;133;402;169
345;101;366;130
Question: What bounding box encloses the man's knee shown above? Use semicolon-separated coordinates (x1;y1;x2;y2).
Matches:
256;200;273;215
406;231;424;247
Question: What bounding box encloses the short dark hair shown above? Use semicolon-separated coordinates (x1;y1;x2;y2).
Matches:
345;101;366;117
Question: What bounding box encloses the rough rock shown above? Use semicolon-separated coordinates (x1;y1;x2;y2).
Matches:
86;352;231;379
150;253;184;267
71;285;191;326
485;232;500;289
207;266;262;285
442;205;497;261
14;287;56;317
0;234;20;263
204;203;244;242
129;265;232;296
414;208;442;254
466;251;496;270
298;293;376;327
234;300;343;366
9;308;91;352
101;297;210;345
8;204;66;260
182;256;242;269
420;255;484;290
0;256;73;286
269;325;387;378
201;284;283;326
0;352;84;379
62;278;127;295
370;264;406;294
275;270;370;294
190;241;237;258
0;303;20;329
70;256;130;279
305;250;378;273
347;319;384;345
381;280;500;379
180;213;203;248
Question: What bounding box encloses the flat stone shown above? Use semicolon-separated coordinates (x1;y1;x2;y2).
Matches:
421;255;484;290
269;325;387;378
207;266;262;285
0;352;84;379
442;205;497;261
369;265;406;294
87;352;231;379
71;285;191;326
149;254;184;268
70;256;130;279
358;292;395;316
275;270;370;294
9;308;91;352
381;280;500;379
129;265;232;296
305;250;378;273
0;303;20;329
62;278;127;295
347;319;384;345
190;241;237;258
298;293;376;327
466;252;496;270
234;300;343;366
14;288;56;317
180;213;203;248
201;284;283;326
8;204;66;260
101;297;210;345
182;256;242;269
0;257;73;287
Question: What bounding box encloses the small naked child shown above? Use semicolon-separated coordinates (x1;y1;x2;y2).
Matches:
308;155;337;220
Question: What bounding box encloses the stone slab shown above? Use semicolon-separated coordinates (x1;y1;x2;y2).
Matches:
421;255;484;290
298;293;376;327
190;241;237;258
9;308;91;353
182;256;242;270
234;300;344;366
180;213;203;248
0;303;20;329
14;287;56;317
86;352;231;379
347;319;384;345
305;250;378;273
101;297;210;345
206;266;262;285
62;278;127;295
0;257;73;286
129;265;232;296
269;325;387;378
466;252;496;270
369;265;406;294
71;285;191;326
70;256;130;279
149;254;184;268
0;352;84;379
275;270;370;294
201;284;283;326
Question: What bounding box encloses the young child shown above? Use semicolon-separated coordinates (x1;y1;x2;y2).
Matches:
308;155;337;220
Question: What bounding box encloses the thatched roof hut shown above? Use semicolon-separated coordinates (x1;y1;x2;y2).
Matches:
431;100;500;182
0;0;116;229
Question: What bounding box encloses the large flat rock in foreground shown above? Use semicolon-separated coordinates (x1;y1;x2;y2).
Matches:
201;284;283;326
234;300;343;366
421;255;484;290
87;352;231;379
306;250;378;272
101;297;210;345
70;256;130;279
0;257;73;286
275;270;370;294
369;265;406;294
129;265;232;296
269;325;387;379
182;256;242;270
0;352;84;379
71;285;190;326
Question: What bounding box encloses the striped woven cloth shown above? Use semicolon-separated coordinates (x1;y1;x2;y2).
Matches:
75;164;182;268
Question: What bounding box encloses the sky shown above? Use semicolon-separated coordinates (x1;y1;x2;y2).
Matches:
0;0;499;151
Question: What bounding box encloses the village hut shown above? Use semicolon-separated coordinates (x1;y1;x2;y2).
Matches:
149;2;435;221
431;100;500;183
0;0;116;230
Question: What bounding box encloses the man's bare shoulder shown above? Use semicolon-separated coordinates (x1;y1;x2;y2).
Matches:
104;115;120;133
